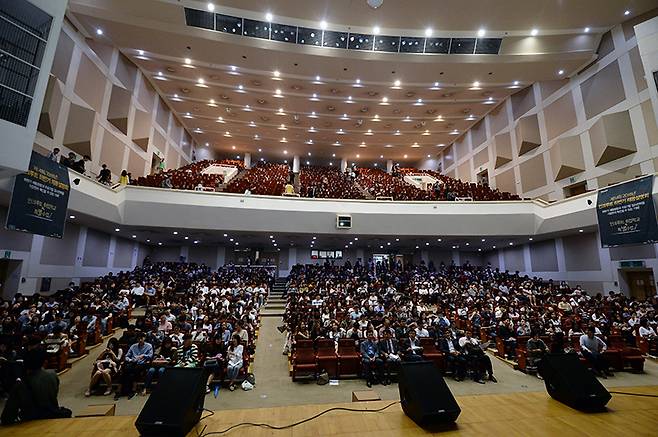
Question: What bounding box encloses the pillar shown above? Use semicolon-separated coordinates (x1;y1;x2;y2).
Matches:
244;152;251;169
292;155;300;173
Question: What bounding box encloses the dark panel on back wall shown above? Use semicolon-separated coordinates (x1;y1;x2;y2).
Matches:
348;33;373;50
184;8;214;30
450;38;476;54
298;27;321;46
214;14;241;34
242;19;270;39
270;23;297;43
425;38;450;54
400;37;424;53
322;30;348;48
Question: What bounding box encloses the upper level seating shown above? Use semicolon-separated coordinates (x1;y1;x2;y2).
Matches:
300;166;365;199
133;159;244;190
399;168;521;201
356;168;432;200
224;163;289;196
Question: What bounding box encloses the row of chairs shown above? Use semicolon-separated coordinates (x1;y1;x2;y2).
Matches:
291;337;445;381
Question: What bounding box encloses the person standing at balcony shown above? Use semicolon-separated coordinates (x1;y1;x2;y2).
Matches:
97;164;112;185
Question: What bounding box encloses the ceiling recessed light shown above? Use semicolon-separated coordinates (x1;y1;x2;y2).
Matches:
579;229;584;233
528;237;533;241
624;10;630;16
472;81;480;88
393;79;401;87
531;28;538;36
137;49;144;56
132;235;137;238
373;26;380;35
173;231;178;235
265;12;273;21
477;28;486;37
584;27;590;33
320;20;328;30
207;2;215;11
273;70;280;77
158;242;162;246
184;58;191;65
114;228;120;232
425;27;433;37
96;28;103;35
513;80;520;86
558;69;565;75
69;215;75;219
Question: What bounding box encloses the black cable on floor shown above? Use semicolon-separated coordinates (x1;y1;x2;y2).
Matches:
198;400;401;436
609;391;658;398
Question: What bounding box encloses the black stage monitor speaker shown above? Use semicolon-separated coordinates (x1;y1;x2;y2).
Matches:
541;353;611;411
398;361;461;427
135;367;206;436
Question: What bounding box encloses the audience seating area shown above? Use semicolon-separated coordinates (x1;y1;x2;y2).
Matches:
128;158;521;201
223;163;289;195
284;261;656;384
299;166;365;199
132;159;244;190
0;261;271;398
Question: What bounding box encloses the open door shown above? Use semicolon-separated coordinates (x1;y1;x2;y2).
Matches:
623;269;655;300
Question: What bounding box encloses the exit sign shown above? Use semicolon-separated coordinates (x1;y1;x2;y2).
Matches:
3;251;10;259
620;260;645;268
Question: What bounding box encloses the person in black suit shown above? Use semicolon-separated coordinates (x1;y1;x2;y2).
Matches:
439;330;466;381
402;330;423;362
378;330;401;385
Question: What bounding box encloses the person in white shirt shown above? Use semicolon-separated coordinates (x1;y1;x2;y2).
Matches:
226;336;244;391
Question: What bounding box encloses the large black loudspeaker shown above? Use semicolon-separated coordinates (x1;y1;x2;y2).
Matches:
398;361;461;427
541;353;611;410
135;367;206;436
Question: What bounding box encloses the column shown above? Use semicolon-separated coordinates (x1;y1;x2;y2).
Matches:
292;155;300;173
386;159;393;174
244;152;251;169
340;158;347;173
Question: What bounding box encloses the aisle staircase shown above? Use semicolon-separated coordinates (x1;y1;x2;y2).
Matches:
354;181;375;200
260;277;288;317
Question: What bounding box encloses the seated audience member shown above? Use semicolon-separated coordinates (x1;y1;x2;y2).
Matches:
440;330;466;381
60;152;76;168
86;338;123;396
1;349;71;424
116;332;153;399
47;148;60;162
72;155;91;174
526;331;547;378
378;330;400;385
284;182;295;195
402;329;424;362
579;326;613;378
360;331;383;387
173;334;199;368
226;336;244;391
204;336;225;393
142;337;176;396
460;330;497;384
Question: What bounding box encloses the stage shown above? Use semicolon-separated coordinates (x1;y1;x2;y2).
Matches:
2;385;657;436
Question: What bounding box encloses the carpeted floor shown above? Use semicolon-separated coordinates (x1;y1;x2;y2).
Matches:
4;315;658;417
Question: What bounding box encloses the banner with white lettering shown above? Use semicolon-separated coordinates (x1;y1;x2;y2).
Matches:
6;151;70;238
596;175;658;247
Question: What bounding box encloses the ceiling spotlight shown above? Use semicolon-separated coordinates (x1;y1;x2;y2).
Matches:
96;28;103;35
584;27;590;33
624;10;630;16
477;28;486;37
207;2;215;11
137;49;144;56
425;27;433;37
69;215;75;219
265;12;273;21
114;228;120;232
372;26;381;35
558;69;565;75
393;79;401;87
513;80;520;86
472;81;480;88
273;70;280;78
173;231;178;235
531;28;538;36
403;154;408;158
320;20;328;30
132;235;137;238
283;150;288;154
184;58;191;65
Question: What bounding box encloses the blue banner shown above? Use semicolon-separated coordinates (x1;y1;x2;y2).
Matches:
5;151;70;239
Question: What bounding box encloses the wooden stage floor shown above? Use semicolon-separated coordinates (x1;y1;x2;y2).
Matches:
2;385;657;436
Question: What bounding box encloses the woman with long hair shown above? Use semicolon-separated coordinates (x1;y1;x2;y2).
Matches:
85;337;122;396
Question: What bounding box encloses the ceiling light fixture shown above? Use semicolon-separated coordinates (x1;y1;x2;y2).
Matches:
584;27;590;33
207;2;215;11
373;26;380;35
320;20;328;30
477;28;486;37
425;27;433;37
624;10;630;16
265;12;273;21
96;28;103;35
531;28;539;36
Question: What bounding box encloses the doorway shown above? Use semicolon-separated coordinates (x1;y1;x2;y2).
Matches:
564;181;587;198
476;169;489;186
0;260;22;300
621;269;655;300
